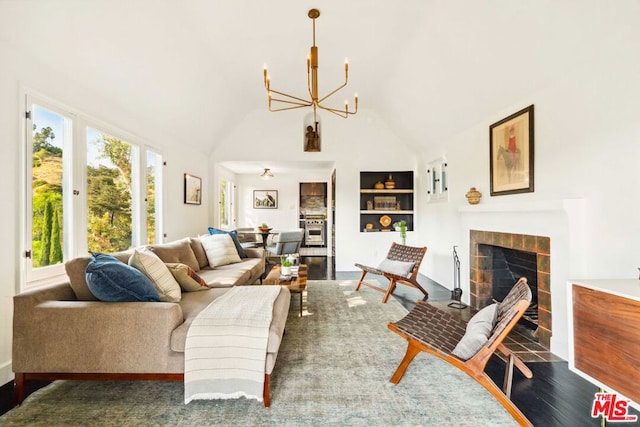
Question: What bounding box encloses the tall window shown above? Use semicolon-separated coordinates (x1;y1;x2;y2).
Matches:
146;150;163;245
28;103;71;281
219;178;235;229
86;127;135;253
25;93;163;285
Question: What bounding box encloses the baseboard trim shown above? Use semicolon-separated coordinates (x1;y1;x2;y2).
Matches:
0;361;13;387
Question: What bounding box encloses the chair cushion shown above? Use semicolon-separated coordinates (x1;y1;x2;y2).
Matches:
199;233;242;267
129;248;182;302
165;262;210;292
452;303;497;360
377;259;415;277
85;253;160;302
208;227;247;258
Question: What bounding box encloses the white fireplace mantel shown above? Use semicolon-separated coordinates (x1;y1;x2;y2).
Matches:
458;198;585;214
457;197;587;360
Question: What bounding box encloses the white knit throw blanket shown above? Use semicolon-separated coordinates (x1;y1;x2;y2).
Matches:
184;285;281;404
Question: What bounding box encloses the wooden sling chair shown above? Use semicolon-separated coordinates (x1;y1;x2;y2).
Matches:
388;277;534;426
354;242;428;303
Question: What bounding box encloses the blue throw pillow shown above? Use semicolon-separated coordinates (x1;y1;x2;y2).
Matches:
207;227;247;258
85;252;160;302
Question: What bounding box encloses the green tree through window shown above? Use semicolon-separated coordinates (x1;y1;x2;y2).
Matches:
31;122;63;268
87;133;133;253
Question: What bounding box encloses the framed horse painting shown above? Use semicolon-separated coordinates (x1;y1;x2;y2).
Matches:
489;105;534;196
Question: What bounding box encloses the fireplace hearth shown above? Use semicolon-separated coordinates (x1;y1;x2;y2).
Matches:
470;230;551;349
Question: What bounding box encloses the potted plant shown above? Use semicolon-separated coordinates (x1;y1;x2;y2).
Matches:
393;220;407;245
281;258;293;276
258;223;271;232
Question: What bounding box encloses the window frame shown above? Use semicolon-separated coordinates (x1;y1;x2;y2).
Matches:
219;178;236;229
21;89;165;289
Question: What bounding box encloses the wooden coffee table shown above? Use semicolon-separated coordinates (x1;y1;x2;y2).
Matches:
263;264;307;317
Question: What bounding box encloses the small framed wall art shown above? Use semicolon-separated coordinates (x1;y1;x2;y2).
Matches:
184;173;202;205
253;190;278;209
489;104;535;196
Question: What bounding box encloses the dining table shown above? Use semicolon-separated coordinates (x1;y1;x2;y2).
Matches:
245;229;277;247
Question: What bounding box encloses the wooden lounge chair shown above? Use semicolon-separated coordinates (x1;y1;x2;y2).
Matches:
354;242;428;303
388;277;534;426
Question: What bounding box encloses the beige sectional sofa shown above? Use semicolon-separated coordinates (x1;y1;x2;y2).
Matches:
12;236;290;407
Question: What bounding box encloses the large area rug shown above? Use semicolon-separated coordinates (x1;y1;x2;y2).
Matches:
1;280;517;426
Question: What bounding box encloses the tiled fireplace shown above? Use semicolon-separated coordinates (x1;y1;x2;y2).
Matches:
469;229;551;349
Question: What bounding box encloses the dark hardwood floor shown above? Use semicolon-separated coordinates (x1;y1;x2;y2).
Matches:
2;255;637;426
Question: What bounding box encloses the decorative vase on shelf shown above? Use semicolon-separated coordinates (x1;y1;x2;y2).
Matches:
384;173;395;189
374;181;384;189
465;187;482;205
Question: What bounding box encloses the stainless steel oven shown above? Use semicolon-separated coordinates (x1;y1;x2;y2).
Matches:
304;214;325;246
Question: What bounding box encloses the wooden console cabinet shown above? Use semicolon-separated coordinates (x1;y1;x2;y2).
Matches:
568;280;640;410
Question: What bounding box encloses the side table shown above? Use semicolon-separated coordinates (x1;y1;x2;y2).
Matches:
263;264;307;317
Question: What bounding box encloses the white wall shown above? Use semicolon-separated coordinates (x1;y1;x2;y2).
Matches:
417;12;640;359
0;44;22;385
3;0;640;384
235;172;331;231
211;108;419;268
163;147;211;241
0;43;210;384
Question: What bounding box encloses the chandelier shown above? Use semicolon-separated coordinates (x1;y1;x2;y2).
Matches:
262;8;358;122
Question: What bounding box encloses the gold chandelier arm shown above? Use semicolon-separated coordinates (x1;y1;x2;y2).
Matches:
317;78;348;105
268;88;313;105
317;103;358;118
269;96;312;107
269;103;312;113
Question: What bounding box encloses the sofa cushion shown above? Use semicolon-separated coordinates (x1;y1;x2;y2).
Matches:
166;262;210;292
85;253;160;302
189;237;209;270
199;233;242;268
196;267;247;288
65;249;134;301
129;248;182;302
208;227;247;258
170;286;289;355
170;288;225;352
196;257;264;287
147;238;200;272
452;303;497;360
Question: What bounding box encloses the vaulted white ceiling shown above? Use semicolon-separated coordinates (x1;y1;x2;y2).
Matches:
0;0;615;157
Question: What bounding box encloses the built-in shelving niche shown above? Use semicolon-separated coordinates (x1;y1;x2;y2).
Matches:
359;171;414;232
